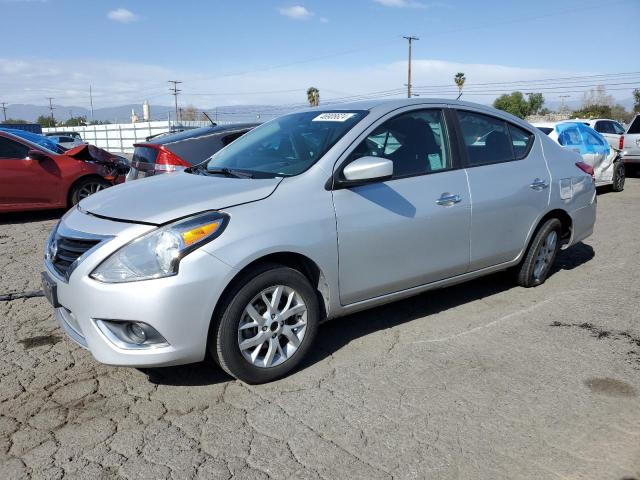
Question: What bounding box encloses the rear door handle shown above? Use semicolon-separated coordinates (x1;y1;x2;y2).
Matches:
436;193;462;206
529;178;548;191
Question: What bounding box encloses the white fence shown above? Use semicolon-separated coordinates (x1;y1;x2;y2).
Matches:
42;120;233;154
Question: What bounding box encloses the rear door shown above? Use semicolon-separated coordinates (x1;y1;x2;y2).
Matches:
0;137;62;209
453;109;548;270
332;106;471;304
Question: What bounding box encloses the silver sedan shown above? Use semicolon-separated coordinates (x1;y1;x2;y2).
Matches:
42;99;597;383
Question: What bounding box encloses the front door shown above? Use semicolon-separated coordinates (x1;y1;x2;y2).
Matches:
0;136;62;209
332;108;471;305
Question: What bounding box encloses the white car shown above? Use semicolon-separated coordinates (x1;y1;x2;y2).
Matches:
574;118;626;151
533;121;624;191
45;131;85;150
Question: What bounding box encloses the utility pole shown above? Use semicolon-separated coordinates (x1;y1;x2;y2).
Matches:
168;80;182;123
47;97;55;126
403;36;419;98
89;85;94;123
559;95;570;114
0;102;7;122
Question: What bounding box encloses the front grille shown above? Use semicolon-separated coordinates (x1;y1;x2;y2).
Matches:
51;235;101;279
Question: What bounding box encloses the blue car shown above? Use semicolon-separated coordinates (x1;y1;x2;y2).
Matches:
533;121;624;191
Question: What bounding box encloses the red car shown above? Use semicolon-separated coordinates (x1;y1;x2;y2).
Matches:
0;130;128;213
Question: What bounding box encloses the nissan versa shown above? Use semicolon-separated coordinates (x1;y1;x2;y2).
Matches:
42;99;597;384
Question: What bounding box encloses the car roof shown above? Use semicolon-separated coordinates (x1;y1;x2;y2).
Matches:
145;123;259;145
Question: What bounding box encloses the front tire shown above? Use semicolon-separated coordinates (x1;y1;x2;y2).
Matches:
611;162;625;192
211;264;319;384
516;218;562;288
70;177;111;205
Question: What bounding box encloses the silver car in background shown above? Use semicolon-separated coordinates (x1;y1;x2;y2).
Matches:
42;99;597;383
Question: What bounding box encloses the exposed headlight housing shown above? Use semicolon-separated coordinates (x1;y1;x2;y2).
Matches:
90;211;228;283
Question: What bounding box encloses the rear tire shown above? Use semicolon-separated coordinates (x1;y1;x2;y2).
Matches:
516;218;562;288
69;177;111;205
210;264;319;384
611;162;625;192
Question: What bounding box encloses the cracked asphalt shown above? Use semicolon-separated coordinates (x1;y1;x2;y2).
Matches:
1;180;640;480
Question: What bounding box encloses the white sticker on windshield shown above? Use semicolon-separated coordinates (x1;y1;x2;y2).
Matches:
312;112;356;122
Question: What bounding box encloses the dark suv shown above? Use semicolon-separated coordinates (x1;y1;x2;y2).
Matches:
126;123;258;181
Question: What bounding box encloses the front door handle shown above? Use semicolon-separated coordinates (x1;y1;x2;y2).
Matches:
436;193;462;206
529;178;548;191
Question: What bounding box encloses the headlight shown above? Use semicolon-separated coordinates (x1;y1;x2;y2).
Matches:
90;211;228;283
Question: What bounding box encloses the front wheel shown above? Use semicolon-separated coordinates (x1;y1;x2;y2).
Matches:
515;218;562;288
211;265;319;384
611;162;625;192
70;177;111;205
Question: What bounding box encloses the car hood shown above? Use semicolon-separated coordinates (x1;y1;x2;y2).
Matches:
79;172;282;225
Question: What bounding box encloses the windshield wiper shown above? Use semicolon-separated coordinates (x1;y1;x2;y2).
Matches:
207;167;254;178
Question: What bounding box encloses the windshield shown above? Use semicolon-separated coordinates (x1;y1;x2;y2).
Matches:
203;110;367;177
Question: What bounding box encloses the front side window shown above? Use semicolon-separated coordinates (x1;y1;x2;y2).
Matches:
347;109;451;178
0;137;29;159
204;111;366;177
457;111;514;166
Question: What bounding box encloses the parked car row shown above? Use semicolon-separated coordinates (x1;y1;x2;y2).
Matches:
41;99;598;384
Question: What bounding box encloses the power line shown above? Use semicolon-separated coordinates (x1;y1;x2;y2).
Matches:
0;102;7;122
168;80;182;122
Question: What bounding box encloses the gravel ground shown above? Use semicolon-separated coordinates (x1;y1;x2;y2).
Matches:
1;180;639;480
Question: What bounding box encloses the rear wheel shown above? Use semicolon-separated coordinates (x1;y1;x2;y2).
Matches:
516;218;562;288
211;264;319;384
611;162;625;192
70;177;111;205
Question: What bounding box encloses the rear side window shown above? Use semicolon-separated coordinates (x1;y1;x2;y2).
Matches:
0;137;29;159
457;111;514;166
508;124;534;159
132;146;159;164
612;122;625;135
556;125;583;147
594;121;614;134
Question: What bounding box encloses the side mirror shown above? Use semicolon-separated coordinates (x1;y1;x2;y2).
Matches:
341;156;393;186
28;149;50;162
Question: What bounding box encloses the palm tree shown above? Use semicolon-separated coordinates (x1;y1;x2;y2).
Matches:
307;87;320;107
454;72;466;100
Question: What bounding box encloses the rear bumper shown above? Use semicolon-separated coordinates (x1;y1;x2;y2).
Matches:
569;198;596;246
622;155;640;165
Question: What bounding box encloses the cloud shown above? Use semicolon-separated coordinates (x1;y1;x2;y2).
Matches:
0;56;605;114
373;0;447;8
107;8;139;23
278;5;313;20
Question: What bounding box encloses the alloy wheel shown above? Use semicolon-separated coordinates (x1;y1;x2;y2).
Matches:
237;285;307;368
533;230;557;281
77;182;107;200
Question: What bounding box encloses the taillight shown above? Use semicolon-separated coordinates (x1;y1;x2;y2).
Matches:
154;149;189;173
618;135;624;150
575;161;595;181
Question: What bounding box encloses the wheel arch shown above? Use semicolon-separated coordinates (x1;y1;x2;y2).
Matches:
211;251;331;332
518;208;572;265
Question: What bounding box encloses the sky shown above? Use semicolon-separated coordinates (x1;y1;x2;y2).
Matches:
1;0;639;114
